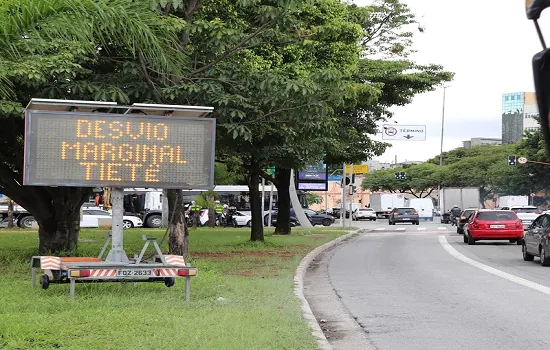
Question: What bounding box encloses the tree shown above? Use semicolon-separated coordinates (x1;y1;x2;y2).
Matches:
361;163;440;198
0;0;187;253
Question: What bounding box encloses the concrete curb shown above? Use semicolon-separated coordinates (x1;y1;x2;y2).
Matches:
294;229;364;350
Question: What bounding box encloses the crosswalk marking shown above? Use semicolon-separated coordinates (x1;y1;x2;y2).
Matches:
417;227;426;231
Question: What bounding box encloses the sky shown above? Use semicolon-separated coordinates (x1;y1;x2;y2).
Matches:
353;0;548;164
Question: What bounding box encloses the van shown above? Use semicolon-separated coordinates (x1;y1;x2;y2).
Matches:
407;198;434;222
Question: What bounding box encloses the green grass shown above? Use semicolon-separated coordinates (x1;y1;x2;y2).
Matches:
0;226;352;350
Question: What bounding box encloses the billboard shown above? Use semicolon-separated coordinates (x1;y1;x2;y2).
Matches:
297;161;327;191
23;110;216;189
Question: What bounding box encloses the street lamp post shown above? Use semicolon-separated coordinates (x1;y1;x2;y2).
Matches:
438;86;448;213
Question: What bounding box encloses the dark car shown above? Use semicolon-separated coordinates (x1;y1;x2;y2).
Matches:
264;209;334;227
330;207;350;219
388;207;419;225
456;208;478;234
522;213;550;266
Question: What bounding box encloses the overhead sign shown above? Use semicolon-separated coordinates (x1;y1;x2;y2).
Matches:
297;161;327;191
23;110;216;189
345;164;369;174
382;124;426;141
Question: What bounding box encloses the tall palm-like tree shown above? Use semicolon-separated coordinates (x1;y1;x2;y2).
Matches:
0;0;186;253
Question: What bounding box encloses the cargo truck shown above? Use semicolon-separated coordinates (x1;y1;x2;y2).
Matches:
439;187;480;216
369;193;405;219
497;196;529;208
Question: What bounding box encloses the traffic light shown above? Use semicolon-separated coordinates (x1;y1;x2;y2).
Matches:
395;172;406;180
508;155;517;166
342;177;351;186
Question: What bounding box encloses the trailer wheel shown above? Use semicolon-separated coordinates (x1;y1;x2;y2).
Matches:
40;274;50;290
145;214;162;228
164;277;176;288
19;216;36;228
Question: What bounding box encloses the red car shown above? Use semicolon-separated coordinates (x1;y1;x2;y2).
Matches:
463;210;524;245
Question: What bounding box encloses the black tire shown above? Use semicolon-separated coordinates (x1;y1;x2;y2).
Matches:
246;221;251;227
467;234;475;245
19;216;36;228
463;234;468;244
123;220;133;229
322;219;332;227
517;239;523;245
164;277;176;287
40;274;50;290
415;221;419;225
457;227;461;234
373;218;377;221
145;214;162;228
541;247;550;266
523;244;534;261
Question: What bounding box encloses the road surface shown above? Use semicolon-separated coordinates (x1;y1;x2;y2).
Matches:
304;222;550;349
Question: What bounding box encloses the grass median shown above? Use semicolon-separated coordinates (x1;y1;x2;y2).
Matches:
0;226;352;350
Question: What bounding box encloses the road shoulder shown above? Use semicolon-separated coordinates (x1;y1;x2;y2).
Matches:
302;233;377;350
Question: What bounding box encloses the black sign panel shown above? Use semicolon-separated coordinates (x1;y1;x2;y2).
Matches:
297;161;328;191
24;110;216;189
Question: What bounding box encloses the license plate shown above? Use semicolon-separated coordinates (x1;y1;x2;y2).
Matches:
490;225;505;229
116;269;153;277
402;218;410;220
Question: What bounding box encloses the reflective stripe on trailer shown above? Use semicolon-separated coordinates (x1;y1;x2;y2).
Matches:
157;268;178;276
40;256;61;270
164;255;186;266
90;269;117;277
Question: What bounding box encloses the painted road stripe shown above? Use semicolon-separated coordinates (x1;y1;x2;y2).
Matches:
417;228;426;231
396;228;406;231
374;228;386;231
437;227;447;230
438;235;550;296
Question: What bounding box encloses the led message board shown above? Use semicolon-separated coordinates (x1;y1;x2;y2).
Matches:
24;111;216;189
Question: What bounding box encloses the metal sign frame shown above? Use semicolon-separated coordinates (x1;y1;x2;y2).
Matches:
23;109;216;189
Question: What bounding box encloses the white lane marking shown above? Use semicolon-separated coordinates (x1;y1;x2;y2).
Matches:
366;233;432;237
374;228;386;231
438;235;550;295
396;228;406;231
417;228;426;231
437;227;447;230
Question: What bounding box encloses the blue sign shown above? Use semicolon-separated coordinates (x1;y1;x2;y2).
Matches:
328;176;341;182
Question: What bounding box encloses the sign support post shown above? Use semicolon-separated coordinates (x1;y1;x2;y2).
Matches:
105;188;129;262
348;164;354;228
341;163;346;228
268;182;274;227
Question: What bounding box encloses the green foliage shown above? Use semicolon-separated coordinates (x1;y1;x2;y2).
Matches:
305;192;323;205
214;161;248;185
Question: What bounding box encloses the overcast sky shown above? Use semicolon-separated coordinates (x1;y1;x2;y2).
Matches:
353;0;547;164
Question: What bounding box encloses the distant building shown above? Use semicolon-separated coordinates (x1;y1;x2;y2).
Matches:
502;92;539;144
365;160;392;172
391;161;424;168
462;137;502;149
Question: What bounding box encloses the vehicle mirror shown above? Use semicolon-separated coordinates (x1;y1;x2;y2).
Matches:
526;0;550;19
532;48;550;156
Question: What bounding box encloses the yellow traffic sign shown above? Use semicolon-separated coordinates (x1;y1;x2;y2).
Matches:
345;164;369;174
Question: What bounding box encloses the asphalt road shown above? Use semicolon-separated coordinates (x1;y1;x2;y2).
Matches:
305;224;550;350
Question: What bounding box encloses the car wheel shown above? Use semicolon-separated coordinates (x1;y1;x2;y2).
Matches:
246;221;251;227
373;218;377;221
517;239;523;245
463;233;468;244
467;234;475;245
123;220;133;229
322;219;332;227
523;244;534;261
415;221;419;225
146;215;162;228
541;247;550;266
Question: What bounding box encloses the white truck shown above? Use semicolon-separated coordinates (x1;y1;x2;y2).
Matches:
369;193;405;218
406;198;435;221
0;203;37;228
497;196;529;208
440;187;480;215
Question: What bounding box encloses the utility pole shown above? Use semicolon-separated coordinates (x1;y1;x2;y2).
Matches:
438;86;448;213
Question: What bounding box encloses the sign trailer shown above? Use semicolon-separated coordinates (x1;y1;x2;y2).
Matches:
25;99;215;300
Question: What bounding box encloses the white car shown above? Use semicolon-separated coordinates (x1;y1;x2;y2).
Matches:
503;205;541;228
353;208;377;221
81;209;143;229
200;209;252;227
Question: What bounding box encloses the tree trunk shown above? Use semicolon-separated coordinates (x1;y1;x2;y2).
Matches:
249;161;264;241
208;194;216;227
167;189;189;260
38;210;81;253
7;200;14;228
274;167;292;235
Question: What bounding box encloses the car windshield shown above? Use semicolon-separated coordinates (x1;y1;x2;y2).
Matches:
396;208;416;214
476;211;518;221
358;209;372;212
511;207;539;213
462;210;476;217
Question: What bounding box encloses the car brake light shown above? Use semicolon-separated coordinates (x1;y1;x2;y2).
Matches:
536;211;541;214
516;220;523;229
471;221;479;229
